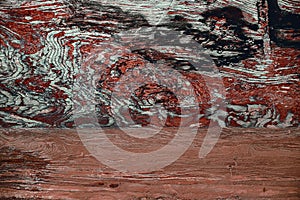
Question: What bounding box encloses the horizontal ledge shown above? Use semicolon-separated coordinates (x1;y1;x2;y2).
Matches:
0;128;299;199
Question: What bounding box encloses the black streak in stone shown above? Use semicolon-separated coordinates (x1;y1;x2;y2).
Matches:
267;0;300;48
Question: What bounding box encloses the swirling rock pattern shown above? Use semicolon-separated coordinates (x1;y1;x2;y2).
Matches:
0;0;299;128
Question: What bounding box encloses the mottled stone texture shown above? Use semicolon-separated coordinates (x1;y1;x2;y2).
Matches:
0;0;299;128
0;128;299;199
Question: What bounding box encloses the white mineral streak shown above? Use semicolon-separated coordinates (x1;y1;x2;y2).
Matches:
278;0;300;13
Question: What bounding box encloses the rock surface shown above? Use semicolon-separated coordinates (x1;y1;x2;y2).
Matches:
0;128;299;199
0;0;299;128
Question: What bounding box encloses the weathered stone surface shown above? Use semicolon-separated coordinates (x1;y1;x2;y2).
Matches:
0;128;299;199
0;1;299;199
0;0;299;128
